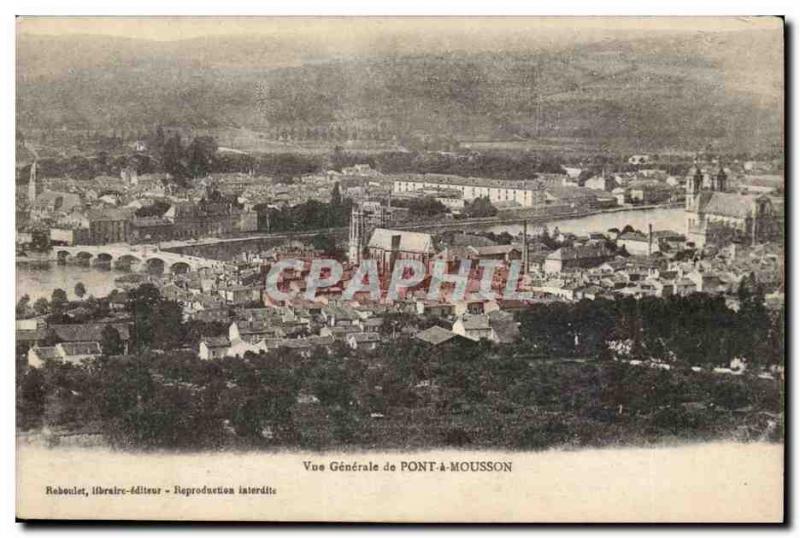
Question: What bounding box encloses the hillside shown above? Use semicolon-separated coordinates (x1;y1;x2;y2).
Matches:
16;26;783;154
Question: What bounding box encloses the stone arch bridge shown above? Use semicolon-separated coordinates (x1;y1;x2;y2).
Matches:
53;244;222;274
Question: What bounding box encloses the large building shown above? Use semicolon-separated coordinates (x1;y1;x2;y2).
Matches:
543;244;612;274
367;228;435;275
348;201;388;264
685;166;776;247
392;174;547;208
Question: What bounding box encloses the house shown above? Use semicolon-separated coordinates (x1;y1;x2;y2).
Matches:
487;310;520;344
470;244;523;263
531;279;584;301
674;277;698;296
229;320;283;344
628;155;651;165
49;323;132;354
192;308;231;324
218;284;261;305
451;311;520;343
415;300;456;317
361;317;384;333
414;325;467;346
27;346;61;368
198;336;231;360
452;314;493;341
226;338;268;358
617;230;659;256
346;332;381;351
626;180;674;204
318;324;360;340
322;305;361;327
27;342;102;368
543;245;612;274
584;175;618;192
687;271;730;295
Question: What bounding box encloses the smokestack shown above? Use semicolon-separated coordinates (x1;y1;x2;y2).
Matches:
522;221;529;275
648;223;653;256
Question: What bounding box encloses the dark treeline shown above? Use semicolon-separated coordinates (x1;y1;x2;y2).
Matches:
515;282;784;370
255;194;353;234
16;283;784;451
16;331;783;452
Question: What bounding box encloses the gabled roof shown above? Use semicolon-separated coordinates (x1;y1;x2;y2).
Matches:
323;305;360;321
472;244;522;256
617;231;649;242
233;320;272;334
31;346;60;360
58;341;101;356
548;244;610;261
347;332;381;343
698;192;762;219
50;323;131;342
201;336;231;348
32;191;82;212
368;228;435;254
87;207;135;222
414;326;460;346
460;314;491;330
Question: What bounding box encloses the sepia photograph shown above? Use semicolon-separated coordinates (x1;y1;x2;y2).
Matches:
12;14;785;523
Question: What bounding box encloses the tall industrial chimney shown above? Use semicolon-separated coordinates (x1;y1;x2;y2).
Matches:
522;221;529;275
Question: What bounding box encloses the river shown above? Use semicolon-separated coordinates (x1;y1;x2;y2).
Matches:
16;207;685;302
16;264;125;302
485;206;686;237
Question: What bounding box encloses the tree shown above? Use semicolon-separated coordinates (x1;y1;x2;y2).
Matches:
162;133;189;184
405;196;448;217
74;282;86;300
16;295;30;317
463;196;498;218
128;284;162;349
187;136;218;178
33;297;49;315
101;325;124;356
330;182;343;206
51;289;68;312
311;233;339;257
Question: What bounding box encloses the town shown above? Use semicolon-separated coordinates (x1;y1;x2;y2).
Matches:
14;128;785;450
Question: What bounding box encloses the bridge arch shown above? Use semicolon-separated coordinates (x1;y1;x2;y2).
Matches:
55;250;71;264
115;254;142;270
75;251;94;264
145;257;166;275
94;252;114;265
170;261;192;275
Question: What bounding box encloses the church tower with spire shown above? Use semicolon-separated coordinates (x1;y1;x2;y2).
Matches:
27;161;39;205
714;166;727;192
685;165;702;211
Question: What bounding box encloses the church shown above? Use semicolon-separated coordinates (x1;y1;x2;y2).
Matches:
685;165;775;248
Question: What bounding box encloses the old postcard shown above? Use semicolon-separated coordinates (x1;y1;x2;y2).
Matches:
14;16;784;522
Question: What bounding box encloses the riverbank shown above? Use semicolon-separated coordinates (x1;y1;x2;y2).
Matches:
162;202;682;259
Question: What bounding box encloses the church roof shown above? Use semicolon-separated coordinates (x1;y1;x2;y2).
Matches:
697;192;759;219
368;228;435;254
32;191;83;212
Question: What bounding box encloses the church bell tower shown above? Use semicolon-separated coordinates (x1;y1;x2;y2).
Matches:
27;161;39;205
685;165;702;211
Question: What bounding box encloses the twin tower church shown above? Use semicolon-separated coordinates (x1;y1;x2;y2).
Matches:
684;165;777;248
